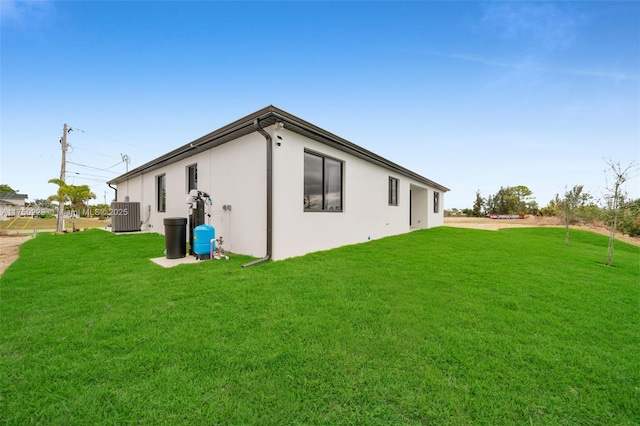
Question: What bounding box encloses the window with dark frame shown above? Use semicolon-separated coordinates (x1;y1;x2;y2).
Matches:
304;151;343;212
157;174;166;212
187;164;197;192
434;191;440;213
389;177;399;206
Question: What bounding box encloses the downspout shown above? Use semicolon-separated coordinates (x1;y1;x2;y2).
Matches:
107;183;117;202
242;119;273;267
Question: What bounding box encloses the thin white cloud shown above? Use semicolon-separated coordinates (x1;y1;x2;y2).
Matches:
1;0;55;28
436;53;640;82
0;0;19;23
481;2;580;52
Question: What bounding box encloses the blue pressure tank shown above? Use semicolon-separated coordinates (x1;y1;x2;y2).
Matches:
193;224;215;257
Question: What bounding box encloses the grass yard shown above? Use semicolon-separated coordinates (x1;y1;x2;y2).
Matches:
1;227;638;424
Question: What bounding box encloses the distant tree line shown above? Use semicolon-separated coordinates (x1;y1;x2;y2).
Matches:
451;161;640;240
459;185;539;217
454;187;639;237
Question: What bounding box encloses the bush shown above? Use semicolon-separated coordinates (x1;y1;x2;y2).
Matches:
617;200;640;236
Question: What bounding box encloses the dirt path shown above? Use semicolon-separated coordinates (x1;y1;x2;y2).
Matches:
0;235;31;276
445;217;640;247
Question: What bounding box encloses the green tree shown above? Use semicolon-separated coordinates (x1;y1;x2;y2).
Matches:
0;184;17;194
512;185;538;214
34;198;54;209
486;185;536;215
485;187;513;214
540;195;559;217
48;179;96;232
472;190;485;217
558;185;590;245
617;199;640;237
576;199;601;223
66;185;97;215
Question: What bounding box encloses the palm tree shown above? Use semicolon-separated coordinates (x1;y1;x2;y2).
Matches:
48;179;96;232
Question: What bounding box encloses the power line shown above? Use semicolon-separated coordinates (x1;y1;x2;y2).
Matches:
65;126;138;177
66;171;113;180
68;125;148;150
67;160;122;173
67;175;109;183
70;145;121;160
67;128;130;161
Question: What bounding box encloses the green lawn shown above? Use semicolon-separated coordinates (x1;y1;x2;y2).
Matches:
1;227;638;425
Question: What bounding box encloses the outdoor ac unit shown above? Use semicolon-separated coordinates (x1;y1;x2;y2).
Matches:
110;202;141;232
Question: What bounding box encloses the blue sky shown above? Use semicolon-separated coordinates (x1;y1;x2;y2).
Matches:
2;1;638;209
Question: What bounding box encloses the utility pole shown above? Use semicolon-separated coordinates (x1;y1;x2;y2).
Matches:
56;124;69;233
121;154;130;173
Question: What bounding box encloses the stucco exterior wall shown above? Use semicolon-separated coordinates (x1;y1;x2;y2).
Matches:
270;126;443;260
430;190;445;227
116;133;267;257
203;133;266;257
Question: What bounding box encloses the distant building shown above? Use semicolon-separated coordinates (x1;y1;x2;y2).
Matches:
0;193;29;221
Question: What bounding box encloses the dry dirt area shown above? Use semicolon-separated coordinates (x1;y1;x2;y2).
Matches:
444;216;640;247
0;235;31;276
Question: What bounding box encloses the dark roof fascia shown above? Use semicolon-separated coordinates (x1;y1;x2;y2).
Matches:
108;105;449;192
0;193;28;201
108;106;276;184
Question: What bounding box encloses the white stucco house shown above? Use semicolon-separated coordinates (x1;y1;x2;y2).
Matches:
108;106;449;264
0;193;29;221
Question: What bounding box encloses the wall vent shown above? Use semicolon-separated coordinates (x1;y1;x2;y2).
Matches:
110;202;141;232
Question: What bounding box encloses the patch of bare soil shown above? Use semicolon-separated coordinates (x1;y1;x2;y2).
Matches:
0;235;31;276
444;216;640;247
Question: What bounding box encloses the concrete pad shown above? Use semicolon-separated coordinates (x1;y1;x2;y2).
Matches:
151;256;201;268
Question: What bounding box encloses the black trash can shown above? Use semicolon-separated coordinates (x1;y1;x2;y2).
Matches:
164;217;187;259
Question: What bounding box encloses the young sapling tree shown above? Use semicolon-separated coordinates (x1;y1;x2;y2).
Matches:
603;160;637;266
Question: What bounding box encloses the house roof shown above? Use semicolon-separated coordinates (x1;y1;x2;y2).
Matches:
0;193;29;201
108;105;449;192
0;194;29;206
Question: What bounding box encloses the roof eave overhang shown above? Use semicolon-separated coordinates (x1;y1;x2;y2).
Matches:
108;105;449;192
